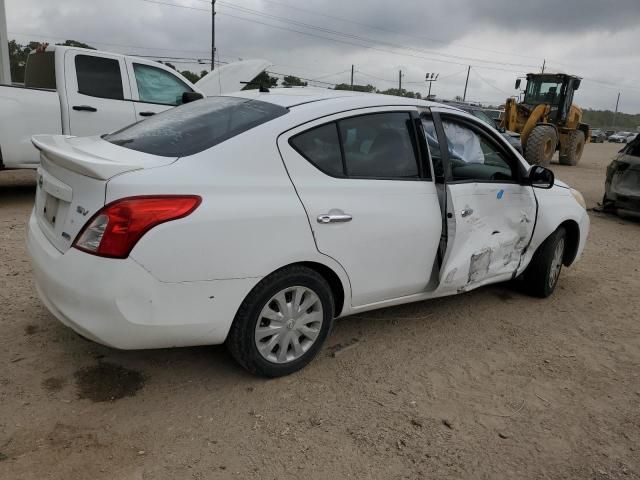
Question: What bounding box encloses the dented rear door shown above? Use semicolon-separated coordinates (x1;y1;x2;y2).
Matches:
434;111;536;291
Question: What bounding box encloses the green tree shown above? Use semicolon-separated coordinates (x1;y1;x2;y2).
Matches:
334;83;375;93
242;70;278;90
56;40;95;50
379;88;422;99
180;70;202;83
8;39;95;83
282;75;307;87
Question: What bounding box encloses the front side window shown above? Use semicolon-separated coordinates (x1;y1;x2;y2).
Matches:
105;96;288;157
133;63;192;106
75;55;124;100
339;112;419;178
442;119;515;182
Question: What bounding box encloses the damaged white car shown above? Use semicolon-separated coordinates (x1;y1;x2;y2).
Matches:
27;89;590;377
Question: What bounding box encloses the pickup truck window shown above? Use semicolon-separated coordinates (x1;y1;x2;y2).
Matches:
75;55;124;100
133;63;192;106
105;96;288;157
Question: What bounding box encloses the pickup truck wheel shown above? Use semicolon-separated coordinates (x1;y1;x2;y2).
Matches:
522;227;567;298
525;125;557;166
559;131;585;166
226;266;334;377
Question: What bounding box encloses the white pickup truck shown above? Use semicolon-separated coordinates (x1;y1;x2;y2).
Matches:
0;45;269;170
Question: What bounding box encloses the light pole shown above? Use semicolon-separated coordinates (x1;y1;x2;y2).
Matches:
0;0;11;84
425;72;439;100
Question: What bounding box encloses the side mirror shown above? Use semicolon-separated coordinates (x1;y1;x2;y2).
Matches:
515;79;521;90
182;91;204;104
574;79;581;90
529;165;554;189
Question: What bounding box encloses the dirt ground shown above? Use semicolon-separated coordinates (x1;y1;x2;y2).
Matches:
1;143;639;480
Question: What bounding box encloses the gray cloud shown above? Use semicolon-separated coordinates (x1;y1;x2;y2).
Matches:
5;0;640;112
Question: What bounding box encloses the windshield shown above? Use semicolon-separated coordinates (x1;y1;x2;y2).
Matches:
524;79;563;105
471;110;495;126
105;96;288;157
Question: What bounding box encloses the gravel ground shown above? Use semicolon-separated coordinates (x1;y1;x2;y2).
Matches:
1;143;639;480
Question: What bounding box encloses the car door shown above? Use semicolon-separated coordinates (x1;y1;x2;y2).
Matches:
278;107;442;307
428;108;536;292
64;50;136;136
125;59;196;119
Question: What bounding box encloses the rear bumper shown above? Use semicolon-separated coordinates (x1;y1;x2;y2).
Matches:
27;212;259;349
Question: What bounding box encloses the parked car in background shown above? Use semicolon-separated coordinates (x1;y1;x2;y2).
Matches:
28;89;589;377
441;100;523;153
590;129;606;143
608;131;636;143
605;130;616;138
602;134;640;218
0;45;269;170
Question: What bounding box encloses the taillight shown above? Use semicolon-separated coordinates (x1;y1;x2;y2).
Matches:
73;195;201;259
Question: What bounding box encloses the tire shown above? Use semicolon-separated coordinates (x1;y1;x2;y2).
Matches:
525;125;557;166
521;227;567;298
559;130;585;166
226;265;335;377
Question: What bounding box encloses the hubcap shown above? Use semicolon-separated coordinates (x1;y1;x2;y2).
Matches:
548;238;565;289
254;286;323;364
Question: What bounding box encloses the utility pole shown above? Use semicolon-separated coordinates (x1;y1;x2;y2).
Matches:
612;92;621;129
398;70;402;93
462;65;471;102
541;59;546;74
350;64;354;90
0;0;11;84
210;0;216;71
425;72;439;99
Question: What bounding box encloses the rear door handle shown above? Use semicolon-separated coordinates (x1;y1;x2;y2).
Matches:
139;111;156;117
72;105;97;112
317;213;352;224
460;208;474;217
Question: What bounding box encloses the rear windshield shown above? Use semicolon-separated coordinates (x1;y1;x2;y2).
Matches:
105;96;288;157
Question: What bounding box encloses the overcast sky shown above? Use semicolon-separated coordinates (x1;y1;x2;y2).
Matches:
6;0;640;113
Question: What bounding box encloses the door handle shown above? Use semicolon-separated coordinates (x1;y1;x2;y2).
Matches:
317;213;352;224
139;111;156;117
72;105;97;112
460;208;474;218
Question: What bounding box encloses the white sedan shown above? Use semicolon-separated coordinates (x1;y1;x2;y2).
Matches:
27;89;590;377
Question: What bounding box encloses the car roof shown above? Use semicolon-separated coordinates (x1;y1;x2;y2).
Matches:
230;87;444;110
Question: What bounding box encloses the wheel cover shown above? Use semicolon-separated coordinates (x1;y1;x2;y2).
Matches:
254;286;323;364
548;238;565;290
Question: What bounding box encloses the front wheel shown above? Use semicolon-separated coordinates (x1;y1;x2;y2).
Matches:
226;266;335;377
525;125;557;166
559;130;585;166
521;227;567;298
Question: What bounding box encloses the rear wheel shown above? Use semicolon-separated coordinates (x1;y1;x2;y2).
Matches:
226;266;334;377
525;125;557;166
559;130;585;166
521;227;567;298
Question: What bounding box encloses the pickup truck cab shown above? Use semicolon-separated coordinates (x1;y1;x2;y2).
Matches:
0;45;204;169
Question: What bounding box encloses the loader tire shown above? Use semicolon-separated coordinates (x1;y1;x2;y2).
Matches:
558;130;585;166
525;125;557;166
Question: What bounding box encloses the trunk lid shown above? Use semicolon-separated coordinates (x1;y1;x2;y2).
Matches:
32;134;177;252
196;59;272;96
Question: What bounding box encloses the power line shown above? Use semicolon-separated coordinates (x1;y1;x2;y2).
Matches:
133;0;534;72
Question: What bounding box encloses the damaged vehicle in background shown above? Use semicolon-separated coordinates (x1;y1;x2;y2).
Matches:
590;129;606;143
27;90;589;377
602;134;640;219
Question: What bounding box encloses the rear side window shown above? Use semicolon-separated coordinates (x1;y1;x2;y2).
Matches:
105;96;288;157
75;55;124;100
24;52;56;89
133;63;192;106
339;113;419;178
290;123;343;177
290;112;420;179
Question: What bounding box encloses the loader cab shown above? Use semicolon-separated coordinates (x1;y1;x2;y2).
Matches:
521;73;581;126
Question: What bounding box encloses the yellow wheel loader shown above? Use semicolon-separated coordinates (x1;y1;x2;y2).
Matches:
501;73;590;166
